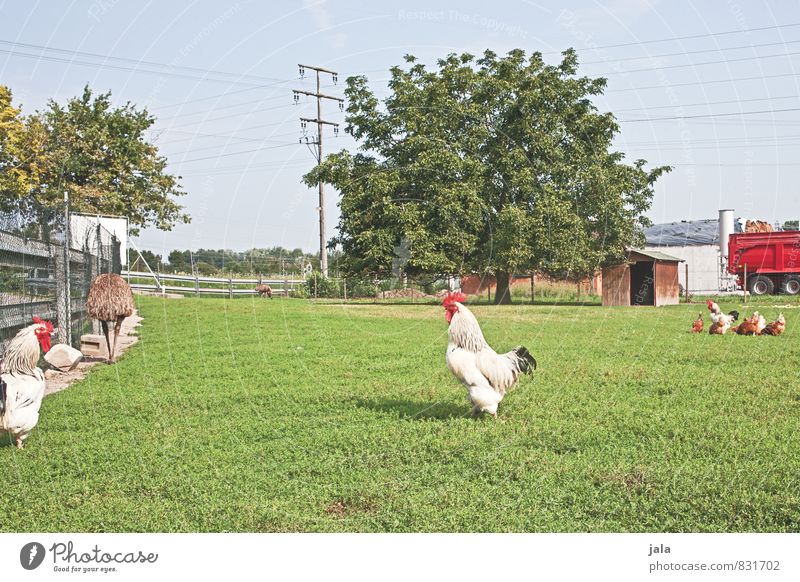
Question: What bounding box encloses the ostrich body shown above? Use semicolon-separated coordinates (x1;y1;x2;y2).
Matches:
86;273;135;363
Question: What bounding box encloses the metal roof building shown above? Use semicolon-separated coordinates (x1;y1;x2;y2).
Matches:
642;217;742;293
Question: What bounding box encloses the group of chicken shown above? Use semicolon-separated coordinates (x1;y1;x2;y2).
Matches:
692;300;786;336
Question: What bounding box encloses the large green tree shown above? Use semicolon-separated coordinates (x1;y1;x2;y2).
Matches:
305;49;670;303
13;85;189;235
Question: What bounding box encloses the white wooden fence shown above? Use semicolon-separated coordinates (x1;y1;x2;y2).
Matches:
122;270;305;298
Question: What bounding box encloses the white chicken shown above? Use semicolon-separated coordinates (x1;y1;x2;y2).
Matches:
706;300;734;334
442;292;537;418
0;317;53;448
752;311;767;335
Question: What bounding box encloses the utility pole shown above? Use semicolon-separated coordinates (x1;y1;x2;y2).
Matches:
294;64;343;278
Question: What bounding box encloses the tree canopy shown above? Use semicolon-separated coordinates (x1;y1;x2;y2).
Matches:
1;85;189;235
304;49;670;302
0;86;39;206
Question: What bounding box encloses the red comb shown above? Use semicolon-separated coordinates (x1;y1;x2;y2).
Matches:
32;316;54;332
442;292;467;307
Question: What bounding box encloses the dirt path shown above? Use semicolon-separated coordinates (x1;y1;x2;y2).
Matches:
44;311;142;397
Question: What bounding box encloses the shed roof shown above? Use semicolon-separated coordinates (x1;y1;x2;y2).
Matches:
629;248;684;262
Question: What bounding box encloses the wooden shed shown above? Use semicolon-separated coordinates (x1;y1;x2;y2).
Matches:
602;249;683;306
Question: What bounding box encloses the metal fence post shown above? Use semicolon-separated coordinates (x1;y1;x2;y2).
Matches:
111;234;121;274
685;263;689;302
86;249;100;335
195;275;199;295
96;221;102;275
530;271;535;305
228;277;233;299
52;243;71;346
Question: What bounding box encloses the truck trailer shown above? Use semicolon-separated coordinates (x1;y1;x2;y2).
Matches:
726;231;800;295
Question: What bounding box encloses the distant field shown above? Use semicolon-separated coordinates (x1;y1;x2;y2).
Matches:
1;295;798;532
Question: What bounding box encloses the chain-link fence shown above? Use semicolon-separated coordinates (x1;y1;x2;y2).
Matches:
0;204;121;352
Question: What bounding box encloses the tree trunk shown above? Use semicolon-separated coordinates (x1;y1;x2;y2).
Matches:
494;270;512;304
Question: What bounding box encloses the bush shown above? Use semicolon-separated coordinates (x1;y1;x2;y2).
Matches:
304;272;382;298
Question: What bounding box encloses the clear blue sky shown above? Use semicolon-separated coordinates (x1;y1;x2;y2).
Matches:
2;0;799;257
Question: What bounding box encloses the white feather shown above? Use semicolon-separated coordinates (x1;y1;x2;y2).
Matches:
445;302;532;415
1;323;47;447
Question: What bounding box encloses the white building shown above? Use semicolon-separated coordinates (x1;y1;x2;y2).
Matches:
644;212;739;293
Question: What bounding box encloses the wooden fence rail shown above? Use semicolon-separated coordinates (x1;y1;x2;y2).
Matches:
122;270;305;298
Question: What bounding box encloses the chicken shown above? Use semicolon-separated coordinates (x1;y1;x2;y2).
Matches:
732;312;765;335
761;314;786;336
691;313;703;333
0;317;53;448
753;312;767;335
442;292;536;418
706;300;737;334
708;312;733;335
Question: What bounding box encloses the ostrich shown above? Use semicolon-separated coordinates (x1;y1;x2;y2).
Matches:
86;273;136;363
255;284;272;298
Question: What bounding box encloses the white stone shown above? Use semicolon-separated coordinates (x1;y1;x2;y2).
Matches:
44;343;84;371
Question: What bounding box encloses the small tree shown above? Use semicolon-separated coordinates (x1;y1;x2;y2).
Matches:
305;49;670;303
18;85;190;235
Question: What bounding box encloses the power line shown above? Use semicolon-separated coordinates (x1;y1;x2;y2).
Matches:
668;162;800;167
608;71;800;92
614;95;799;113
160;101;313;129
156;93;294;121
580;38;800;65
162;134;301;157
150;84;290;111
544;22;800;54
620;106;800;123
604;50;800;76
0;38;290;85
157;124;303;145
169;142;298;165
617;133;800;146
625;141;800;152
0;48;283;87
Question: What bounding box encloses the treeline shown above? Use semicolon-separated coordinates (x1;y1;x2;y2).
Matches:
128;247;340;276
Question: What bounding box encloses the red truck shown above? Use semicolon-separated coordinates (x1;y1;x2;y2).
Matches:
727;231;800;295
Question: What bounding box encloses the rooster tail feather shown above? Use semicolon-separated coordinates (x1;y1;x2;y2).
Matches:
512;346;537;374
0;374;6;416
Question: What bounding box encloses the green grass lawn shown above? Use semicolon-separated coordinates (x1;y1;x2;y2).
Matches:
2;295;799;532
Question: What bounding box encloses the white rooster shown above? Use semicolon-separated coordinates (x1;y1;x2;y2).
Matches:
442;292;537;418
706;300;735;335
0;317;53;448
